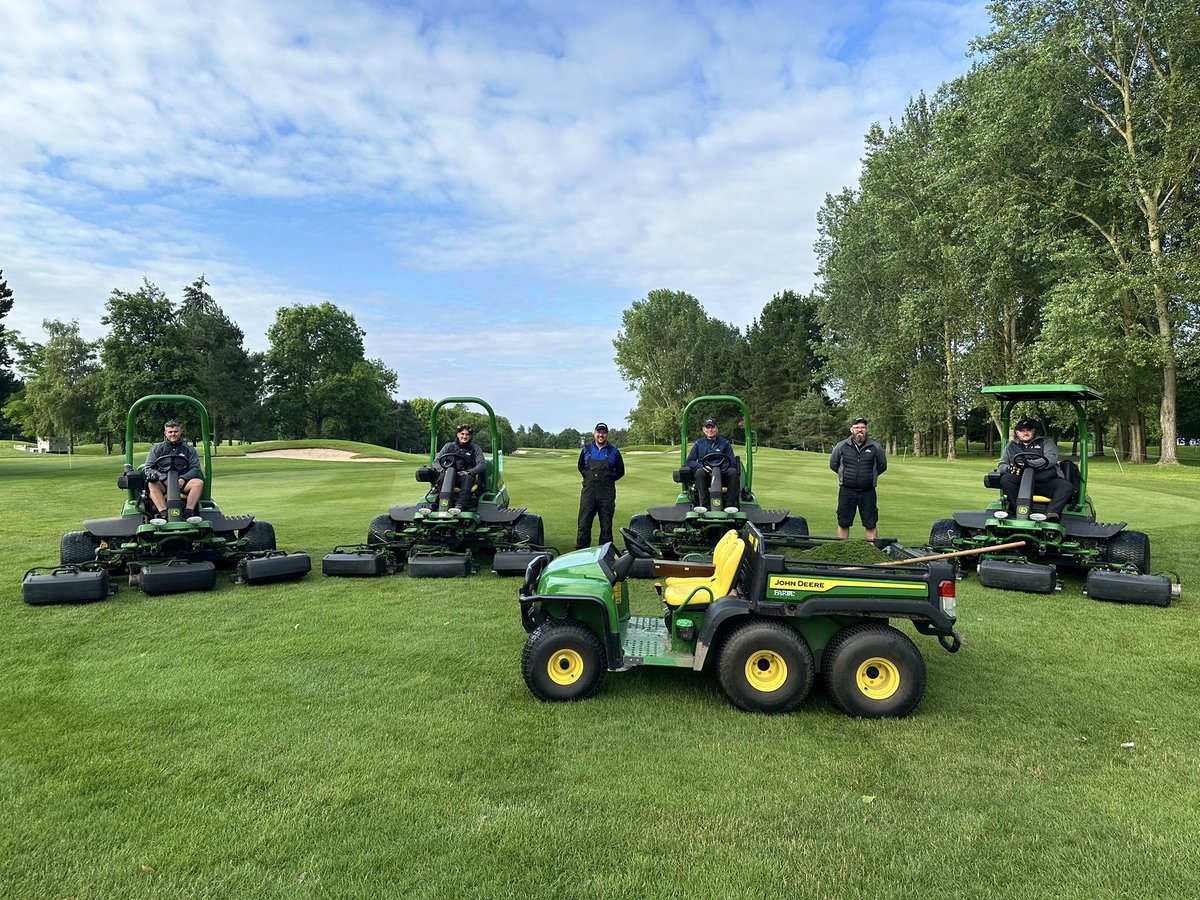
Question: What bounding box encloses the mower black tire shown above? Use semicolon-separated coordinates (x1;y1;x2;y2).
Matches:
821;623;926;719
629;514;658;547
241;521;277;553
773;516;809;538
1105;530;1150;574
928;518;962;549
512;513;545;546
522;620;607;702
367;514;395;546
60;531;101;566
717;619;814;714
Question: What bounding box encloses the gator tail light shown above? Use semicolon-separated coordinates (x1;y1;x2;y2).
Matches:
938;579;957;618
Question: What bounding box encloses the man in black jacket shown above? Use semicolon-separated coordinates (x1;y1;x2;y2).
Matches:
829;417;887;540
997;418;1072;519
686;418;737;509
576;422;625;549
144;419;204;521
435;424;488;511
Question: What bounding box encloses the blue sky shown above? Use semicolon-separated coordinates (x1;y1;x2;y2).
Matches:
1;0;990;431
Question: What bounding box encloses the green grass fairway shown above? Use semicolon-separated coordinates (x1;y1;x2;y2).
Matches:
2;447;1198;898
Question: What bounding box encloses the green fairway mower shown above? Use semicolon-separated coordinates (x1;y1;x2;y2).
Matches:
927;384;1177;606
519;521;961;717
23;394;310;604
322;396;551;578
628;395;808;559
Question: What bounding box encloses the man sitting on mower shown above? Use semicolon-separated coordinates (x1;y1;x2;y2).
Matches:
686;418;738;509
434;424;487;511
144;419;204;520
997;418;1072;520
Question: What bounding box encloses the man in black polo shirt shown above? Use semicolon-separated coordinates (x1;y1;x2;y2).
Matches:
829;416;887;540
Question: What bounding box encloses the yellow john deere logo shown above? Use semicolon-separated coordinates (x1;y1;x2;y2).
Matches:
1017;505;1029;516
768;575;925;594
170;509;180;518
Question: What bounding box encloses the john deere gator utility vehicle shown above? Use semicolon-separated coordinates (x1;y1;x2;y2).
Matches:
927;384;1176;605
519;522;961;717
322;396;549;578
23;394;309;604
627;395;808;558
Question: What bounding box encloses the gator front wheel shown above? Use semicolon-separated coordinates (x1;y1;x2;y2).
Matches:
822;623;926;718
717;620;814;714
522;621;606;702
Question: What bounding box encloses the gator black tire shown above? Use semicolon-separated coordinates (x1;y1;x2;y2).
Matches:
241;520;277;553
512;513;544;546
717;619;814;714
821;623;926;719
1105;530;1150;575
60;531;100;566
522;621;606;702
928;518;962;549
367;514;395;546
773;516;809;538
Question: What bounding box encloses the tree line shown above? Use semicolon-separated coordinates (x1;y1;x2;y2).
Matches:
615;0;1199;463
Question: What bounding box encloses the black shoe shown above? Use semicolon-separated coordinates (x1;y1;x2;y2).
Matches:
184;508;197;520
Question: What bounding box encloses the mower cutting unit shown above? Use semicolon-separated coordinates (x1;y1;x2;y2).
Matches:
22;394;310;605
927;384;1177;606
628;395;809;559
519;522;961;718
322;397;550;579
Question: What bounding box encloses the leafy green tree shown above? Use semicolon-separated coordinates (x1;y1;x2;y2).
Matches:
179;277;260;444
311;360;397;443
9;320;102;451
614;289;747;444
263;302;370;439
0;271;15;423
745;291;825;445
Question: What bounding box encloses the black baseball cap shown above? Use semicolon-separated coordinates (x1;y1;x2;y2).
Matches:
594;422;608;431
456;424;474;433
703;418;717;427
851;417;868;425
1015;418;1037;431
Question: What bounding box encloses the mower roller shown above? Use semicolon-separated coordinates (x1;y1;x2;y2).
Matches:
23;394;310;604
629;395;810;559
322;396;551;578
927;384;1178;605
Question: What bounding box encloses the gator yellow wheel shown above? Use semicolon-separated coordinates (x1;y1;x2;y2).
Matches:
823;624;926;719
718;620;814;714
547;648;585;685
522;621;606;702
855;657;901;700
744;650;788;692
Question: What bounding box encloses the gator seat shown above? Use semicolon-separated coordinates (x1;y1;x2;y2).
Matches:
662;530;745;608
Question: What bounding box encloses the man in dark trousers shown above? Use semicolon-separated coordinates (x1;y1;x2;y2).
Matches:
997;418;1072;519
435;424;487;511
145;419;204;522
686;418;737;509
829;416;887;540
576;422;625;549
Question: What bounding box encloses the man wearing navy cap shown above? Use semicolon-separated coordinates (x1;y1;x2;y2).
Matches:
576;422;625;549
829;416;887;540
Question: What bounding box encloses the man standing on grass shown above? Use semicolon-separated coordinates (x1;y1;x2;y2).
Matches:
576;422;625;549
829;416;887;540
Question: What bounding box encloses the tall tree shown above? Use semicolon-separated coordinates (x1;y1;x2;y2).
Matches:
613;289;747;444
10;320;102;451
263;302;369;439
745;291;825;445
179;276;260;444
0;271;14;415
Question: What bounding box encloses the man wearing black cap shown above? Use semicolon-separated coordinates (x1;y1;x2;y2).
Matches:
997;418;1072;519
434;424;487;511
576;422;625;549
686;418;737;509
829;417;887;539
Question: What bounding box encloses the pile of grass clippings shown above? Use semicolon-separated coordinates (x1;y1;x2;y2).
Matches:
780;540;896;566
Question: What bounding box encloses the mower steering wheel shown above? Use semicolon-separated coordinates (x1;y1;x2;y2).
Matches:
1011;451;1043;469
701;451;731;471
153;454;191;476
620;526;661;560
436;451;470;473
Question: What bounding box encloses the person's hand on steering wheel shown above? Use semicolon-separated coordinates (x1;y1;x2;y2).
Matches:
702;450;730;474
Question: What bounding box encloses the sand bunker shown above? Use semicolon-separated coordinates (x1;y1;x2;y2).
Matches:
244;449;397;462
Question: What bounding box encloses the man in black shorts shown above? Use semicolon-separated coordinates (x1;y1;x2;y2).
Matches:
829;417;887;540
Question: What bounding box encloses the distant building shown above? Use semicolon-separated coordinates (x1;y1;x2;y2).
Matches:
37;437;70;453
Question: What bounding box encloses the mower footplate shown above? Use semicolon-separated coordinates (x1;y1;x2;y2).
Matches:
202;513;255;532
742;507;789;526
408;555;473;578
81;516;143;539
136;561;217;595
238;552;311;585
23;568;111;605
476;505;525;525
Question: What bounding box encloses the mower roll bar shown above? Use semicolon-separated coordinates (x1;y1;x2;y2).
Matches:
428;396;503;493
124;394;213;504
679;395;756;495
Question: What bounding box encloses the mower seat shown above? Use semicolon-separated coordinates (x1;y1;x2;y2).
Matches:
662;531;745;608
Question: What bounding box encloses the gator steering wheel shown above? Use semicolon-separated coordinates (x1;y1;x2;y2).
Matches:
619;526;661;560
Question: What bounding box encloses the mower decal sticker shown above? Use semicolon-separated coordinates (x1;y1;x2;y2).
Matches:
767;575;925;594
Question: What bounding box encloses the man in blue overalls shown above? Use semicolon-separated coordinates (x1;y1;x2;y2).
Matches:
576;422;625;549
